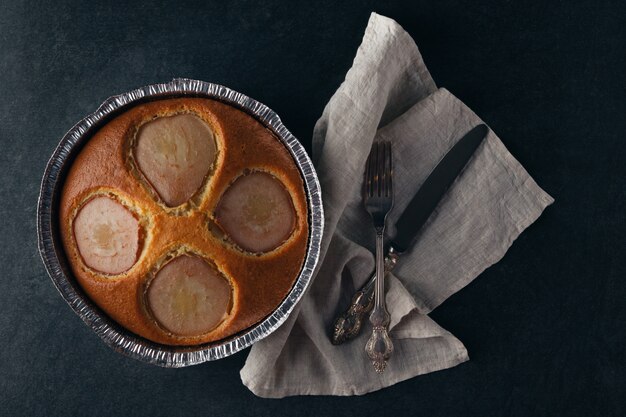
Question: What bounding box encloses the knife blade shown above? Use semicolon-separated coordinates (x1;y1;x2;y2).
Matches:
331;124;489;344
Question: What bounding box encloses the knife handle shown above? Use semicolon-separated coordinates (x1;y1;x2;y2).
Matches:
331;246;400;345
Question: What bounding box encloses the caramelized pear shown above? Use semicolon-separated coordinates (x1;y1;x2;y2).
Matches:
146;255;231;336
73;196;140;274
134;114;216;207
215;172;296;253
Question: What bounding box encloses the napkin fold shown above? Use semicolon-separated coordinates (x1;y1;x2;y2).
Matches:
240;12;554;397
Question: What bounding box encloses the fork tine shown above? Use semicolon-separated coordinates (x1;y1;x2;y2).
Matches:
380;141;389;197
384;141;390;197
378;142;387;197
368;143;378;197
365;142;375;197
386;142;392;197
378;141;385;197
373;142;379;197
364;145;371;197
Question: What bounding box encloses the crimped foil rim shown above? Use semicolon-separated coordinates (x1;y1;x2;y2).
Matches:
37;78;323;367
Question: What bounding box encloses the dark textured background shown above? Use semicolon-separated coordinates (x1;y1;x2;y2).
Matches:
1;1;624;416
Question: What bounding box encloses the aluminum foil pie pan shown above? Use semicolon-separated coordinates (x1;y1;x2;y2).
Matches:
37;78;324;367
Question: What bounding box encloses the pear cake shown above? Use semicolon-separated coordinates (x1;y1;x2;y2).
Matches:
59;98;309;346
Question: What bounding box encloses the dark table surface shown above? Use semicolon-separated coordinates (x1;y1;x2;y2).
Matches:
1;1;624;416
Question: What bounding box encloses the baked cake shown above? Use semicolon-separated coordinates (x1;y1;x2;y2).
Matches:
59;98;309;346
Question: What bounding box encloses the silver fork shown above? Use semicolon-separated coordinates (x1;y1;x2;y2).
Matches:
363;141;394;373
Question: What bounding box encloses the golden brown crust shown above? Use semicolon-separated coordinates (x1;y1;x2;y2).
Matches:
59;98;309;346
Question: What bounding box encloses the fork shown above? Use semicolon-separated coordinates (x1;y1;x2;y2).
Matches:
363;141;394;373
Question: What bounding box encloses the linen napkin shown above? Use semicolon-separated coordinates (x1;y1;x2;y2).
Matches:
240;12;554;397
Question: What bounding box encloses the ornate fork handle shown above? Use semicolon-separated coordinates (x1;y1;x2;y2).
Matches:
365;230;394;372
331;247;400;345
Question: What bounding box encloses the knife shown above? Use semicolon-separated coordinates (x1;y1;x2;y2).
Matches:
331;124;489;345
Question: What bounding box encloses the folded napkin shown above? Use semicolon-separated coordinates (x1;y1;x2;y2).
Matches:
240;12;554;397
